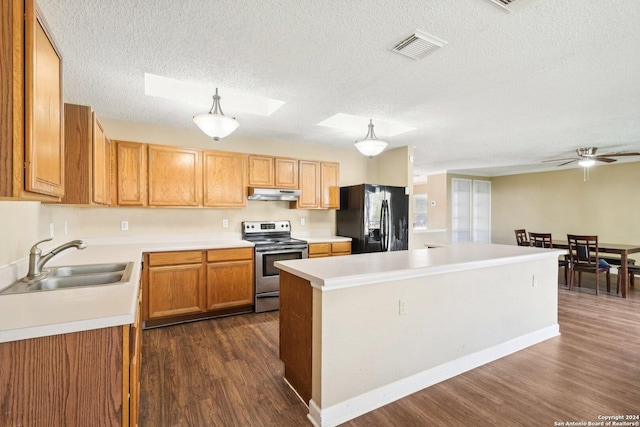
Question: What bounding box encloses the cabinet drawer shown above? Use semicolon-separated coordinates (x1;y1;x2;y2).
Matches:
331;241;351;255
308;243;330;257
148;251;202;266
207;247;254;262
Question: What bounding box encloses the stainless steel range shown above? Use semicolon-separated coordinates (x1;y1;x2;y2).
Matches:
242;220;308;313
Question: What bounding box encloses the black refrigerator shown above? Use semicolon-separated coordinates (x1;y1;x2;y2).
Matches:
336;184;409;253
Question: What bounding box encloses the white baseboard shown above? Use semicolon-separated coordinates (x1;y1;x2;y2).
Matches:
308;324;560;427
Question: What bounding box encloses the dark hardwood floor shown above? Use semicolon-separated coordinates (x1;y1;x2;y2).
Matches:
140;274;640;426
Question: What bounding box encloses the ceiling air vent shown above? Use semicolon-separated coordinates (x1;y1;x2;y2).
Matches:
485;0;535;13
392;31;447;60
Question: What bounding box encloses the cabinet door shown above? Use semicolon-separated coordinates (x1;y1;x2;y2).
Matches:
24;1;64;197
297;161;320;208
331;241;351;256
320;162;340;209
248;155;274;187
147;263;205;319
148;145;202;206
92;114;109;205
116;141;147;206
206;260;254;311
308;243;330;258
203;151;247;207
275;157;299;189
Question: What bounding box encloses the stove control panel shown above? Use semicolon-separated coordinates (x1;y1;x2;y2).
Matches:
242;220;291;234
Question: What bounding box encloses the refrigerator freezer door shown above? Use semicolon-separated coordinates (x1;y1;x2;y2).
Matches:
385;186;409;251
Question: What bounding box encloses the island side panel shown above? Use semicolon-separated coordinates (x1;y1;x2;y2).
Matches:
0;326;124;425
316;257;558;410
279;269;313;403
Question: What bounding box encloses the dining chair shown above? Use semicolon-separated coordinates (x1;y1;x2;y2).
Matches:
529;232;569;285
627;265;639;288
514;229;530;246
566;234;610;295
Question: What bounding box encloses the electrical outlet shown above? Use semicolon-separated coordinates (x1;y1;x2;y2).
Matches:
532;275;537;287
121;220;129;231
64;221;68;235
399;299;407;316
49;223;54;238
300;218;306;226
222;219;229;228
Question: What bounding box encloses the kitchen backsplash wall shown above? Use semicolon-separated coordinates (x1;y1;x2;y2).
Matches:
0;201;41;267
39;202;335;240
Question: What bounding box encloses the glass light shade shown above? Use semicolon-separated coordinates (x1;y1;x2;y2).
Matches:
354;119;389;157
354;139;388;157
578;159;596;167
193;113;239;141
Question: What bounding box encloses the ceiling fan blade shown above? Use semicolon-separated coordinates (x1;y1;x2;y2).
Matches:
557;159;577;167
593;156;617;163
597;152;640;157
541;158;576;163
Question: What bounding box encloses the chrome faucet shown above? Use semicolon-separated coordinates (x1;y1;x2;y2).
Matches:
25;238;88;280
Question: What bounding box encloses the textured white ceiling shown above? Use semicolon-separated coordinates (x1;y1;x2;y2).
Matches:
37;0;640;177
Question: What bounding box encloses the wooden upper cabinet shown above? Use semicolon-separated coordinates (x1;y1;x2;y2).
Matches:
203;150;247;207
62;104;111;205
248;155;298;188
148;145;202;206
297;160;320;209
22;0;64;199
115;141;147;206
320;162;340;209
248;155;274;187
295;161;340;209
275;157;298;188
91;114;110;205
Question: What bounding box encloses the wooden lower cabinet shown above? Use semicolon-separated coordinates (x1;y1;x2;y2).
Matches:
145;251;206;320
308;241;352;258
0;314;142;426
143;247;254;327
206;248;254;310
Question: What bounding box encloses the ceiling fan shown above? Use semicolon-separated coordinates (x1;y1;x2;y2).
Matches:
543;147;640;167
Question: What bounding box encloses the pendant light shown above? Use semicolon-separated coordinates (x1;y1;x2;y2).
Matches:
193;88;239;140
354;119;388;157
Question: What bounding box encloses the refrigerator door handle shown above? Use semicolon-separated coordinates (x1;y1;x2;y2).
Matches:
381;200;389;251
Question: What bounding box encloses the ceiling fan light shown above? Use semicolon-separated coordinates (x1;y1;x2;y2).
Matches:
193;88;239;141
354;119;389;157
578;159;595;167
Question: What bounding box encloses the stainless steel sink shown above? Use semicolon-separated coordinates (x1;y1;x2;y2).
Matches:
49;262;130;277
0;262;134;295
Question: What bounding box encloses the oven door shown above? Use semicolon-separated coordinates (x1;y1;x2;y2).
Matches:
255;247;307;294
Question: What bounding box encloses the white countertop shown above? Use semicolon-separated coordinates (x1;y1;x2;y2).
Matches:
275;242;566;290
0;234;252;343
297;236;351;244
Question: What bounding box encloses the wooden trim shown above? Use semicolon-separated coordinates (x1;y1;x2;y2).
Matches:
122;324;130;427
0;1;13;196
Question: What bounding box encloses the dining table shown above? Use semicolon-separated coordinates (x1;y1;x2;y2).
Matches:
553;240;640;298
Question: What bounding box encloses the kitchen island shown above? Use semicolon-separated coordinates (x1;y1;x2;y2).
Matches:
275;243;564;427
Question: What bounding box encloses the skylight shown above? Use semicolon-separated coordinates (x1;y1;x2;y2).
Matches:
317;113;416;137
144;73;285;116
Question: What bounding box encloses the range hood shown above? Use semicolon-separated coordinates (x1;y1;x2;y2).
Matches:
248;187;301;201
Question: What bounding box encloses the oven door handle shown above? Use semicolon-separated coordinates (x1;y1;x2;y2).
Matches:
255;248;308;254
257;291;279;298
